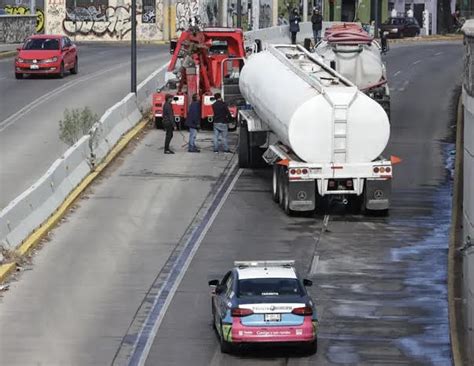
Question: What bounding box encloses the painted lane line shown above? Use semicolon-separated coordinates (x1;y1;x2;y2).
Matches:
0;55;163;133
412;60;421;65
128;164;243;366
309;255;320;275
434;52;443;56
393;70;402;77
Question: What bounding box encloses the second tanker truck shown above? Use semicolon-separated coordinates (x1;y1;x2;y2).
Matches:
238;44;395;215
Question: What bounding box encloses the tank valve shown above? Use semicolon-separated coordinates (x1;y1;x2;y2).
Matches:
342;198;348;205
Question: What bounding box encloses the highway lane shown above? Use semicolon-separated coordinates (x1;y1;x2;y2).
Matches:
142;42;463;365
0;43;169;208
0;41;462;366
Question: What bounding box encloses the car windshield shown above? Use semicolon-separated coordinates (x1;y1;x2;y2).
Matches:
23;38;60;50
238;278;303;297
385;18;403;25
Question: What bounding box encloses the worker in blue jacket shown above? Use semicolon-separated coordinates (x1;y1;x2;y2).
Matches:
185;93;201;153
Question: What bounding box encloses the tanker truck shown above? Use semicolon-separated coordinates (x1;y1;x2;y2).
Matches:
238;44;394;215
314;23;391;119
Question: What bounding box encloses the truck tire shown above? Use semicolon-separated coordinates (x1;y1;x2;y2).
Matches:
238;123;250;168
272;165;280;203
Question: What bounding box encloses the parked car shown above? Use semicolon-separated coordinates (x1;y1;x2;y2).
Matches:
380;16;420;38
208;260;318;354
15;35;78;79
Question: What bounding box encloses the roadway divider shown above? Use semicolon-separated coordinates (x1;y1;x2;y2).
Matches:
0;24;335;274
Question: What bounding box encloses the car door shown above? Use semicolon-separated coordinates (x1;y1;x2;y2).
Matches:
61;37;73;68
66;37;77;62
216;271;233;322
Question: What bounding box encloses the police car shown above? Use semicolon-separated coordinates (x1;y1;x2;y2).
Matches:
208;260;318;354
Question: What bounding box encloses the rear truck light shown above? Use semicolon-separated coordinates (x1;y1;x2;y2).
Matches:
373;167;379;173
346;179;353;187
290;169;296;175
292;306;313;316
302;168;308;174
231;308;254;317
385;167;391;173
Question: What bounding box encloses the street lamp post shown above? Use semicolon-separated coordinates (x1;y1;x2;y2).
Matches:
237;0;242;28
131;0;137;94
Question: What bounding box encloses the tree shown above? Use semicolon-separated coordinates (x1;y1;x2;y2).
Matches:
58;107;98;146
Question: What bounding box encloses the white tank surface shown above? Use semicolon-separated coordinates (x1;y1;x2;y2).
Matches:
315;41;385;90
239;45;390;164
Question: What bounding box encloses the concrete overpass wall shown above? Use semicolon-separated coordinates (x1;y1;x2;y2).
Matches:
0;15;36;43
462;19;474;365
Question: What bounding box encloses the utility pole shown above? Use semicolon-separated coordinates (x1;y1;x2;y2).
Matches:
131;0;137;94
374;0;379;38
30;0;35;22
237;0;242;28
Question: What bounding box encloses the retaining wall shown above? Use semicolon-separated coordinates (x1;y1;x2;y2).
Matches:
462;19;474;365
0;15;36;43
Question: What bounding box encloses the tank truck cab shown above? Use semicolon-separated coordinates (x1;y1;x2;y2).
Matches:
238;44;395;216
152;22;247;130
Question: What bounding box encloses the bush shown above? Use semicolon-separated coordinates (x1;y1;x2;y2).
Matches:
59;107;98;146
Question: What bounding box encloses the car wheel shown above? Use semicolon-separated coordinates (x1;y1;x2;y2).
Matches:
15;73;23;79
71;58;78;74
305;339;318;355
58;62;65;78
219;322;233;354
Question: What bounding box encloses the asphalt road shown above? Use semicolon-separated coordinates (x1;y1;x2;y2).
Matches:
142;42;463;365
0;43;170;208
0;41;463;366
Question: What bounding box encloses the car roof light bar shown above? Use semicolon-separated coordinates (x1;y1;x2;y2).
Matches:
234;260;295;268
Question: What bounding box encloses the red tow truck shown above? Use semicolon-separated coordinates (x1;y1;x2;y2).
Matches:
152;25;247;129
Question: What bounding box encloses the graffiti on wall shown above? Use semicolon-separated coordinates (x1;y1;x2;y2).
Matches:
4;5;45;32
259;0;272;28
175;0;218;30
62;6;133;39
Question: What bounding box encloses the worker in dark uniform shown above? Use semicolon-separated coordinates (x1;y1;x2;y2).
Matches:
163;94;176;154
212;93;232;153
185;93;201;153
289;8;301;45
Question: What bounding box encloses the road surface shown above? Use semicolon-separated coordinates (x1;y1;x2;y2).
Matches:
0;43;169;208
0;41;463;366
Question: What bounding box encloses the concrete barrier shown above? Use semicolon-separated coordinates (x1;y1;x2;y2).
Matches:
0;15;36;43
462;19;474;365
0;25;326;256
0;136;91;249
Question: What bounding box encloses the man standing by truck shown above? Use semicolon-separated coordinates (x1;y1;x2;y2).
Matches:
311;8;323;44
163;94;176;154
212;93;232;153
185;94;201;153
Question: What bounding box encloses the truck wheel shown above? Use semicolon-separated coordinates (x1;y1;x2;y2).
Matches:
238;123;250;168
278;167;286;209
272;165;280;203
155;117;163;129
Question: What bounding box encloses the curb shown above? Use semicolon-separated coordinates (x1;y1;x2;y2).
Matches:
448;94;464;366
0;119;149;284
0;51;16;60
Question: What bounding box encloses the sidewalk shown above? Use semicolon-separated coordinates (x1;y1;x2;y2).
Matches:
0;126;239;365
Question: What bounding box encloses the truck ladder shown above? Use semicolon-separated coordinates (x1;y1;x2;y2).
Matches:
333;104;349;163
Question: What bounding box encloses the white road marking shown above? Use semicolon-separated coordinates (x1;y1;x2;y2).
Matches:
363;222;378;230
309;255;320;275
434;52;443;56
393;70;402;77
412;60;421;65
0;55;163;133
135;166;243;366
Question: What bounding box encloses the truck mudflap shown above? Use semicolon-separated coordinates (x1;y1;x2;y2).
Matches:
364;178;391;211
288;180;316;212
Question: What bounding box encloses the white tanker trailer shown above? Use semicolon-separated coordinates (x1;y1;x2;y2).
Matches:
238;44;394;215
314;24;391;118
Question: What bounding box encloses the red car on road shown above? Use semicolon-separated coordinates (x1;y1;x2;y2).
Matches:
15;35;78;79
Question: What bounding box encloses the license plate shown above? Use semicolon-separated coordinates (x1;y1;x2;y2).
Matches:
30;65;39;70
264;313;281;322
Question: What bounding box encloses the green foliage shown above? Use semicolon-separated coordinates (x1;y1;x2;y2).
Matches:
58;107;98;146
